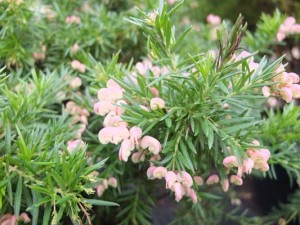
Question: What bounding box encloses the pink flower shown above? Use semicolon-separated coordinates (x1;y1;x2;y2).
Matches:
20;213;31;223
97;87;123;101
106;79;123;89
71;60;85;73
71;43;79;54
153;167;168;179
242;158;254;174
69;77;82;89
194;176;204;186
108;177;118;188
94;101;114;116
173;182;184;202
111;126;130;144
287;72;300;83
150;87;159;97
222;179;230;192
102;179;109;189
130;126;143;145
230;175;243;186
0;214;17;225
98;127;114;144
235;50;251;61
67;139;85;153
207;14;221;26
206;174;219;185
165;171;177;189
150;97;165;110
147;166;157;179
103;111;122;127
223;156;238;168
251;149;271;172
252;139;260;146
262;86;271;98
290;84;300;98
140;136;161;155
97;185;105;197
131;151;145;163
178;171;193;187
119;139;134;161
281;87;293;103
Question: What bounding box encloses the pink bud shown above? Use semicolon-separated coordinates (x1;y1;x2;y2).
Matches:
153;167;168;179
67;139;85;153
102;179;109;189
262;86;271;98
119;139;134;161
252;139;260;146
221;179;230;192
173;182;184;202
150;87;159;97
223;156;238;168
108;177;118;188
193;176;204;186
150;97;165;110
20;213;31;223
230;175;243;186
71;43;79;54
69;77;82;89
147;166;157;179
206;174;219;185
188;189;198;204
165;171;177;189
140;136;161;155
284;17;296;26
97;185;105;197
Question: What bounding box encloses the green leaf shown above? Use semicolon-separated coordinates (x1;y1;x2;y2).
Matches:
14;176;22;216
85;199;119;207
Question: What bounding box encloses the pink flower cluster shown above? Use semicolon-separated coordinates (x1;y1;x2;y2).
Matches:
65;15;81;24
262;64;300;103
219;140;271;191
147;168;198;203
96;177;118;197
0;213;30;225
277;17;300;41
133;59;168;78
71;60;86;73
65;101;90;138
95;80;165;162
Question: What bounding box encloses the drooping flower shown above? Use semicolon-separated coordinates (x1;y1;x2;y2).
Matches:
67;139;85;153
178;171;193;188
242;158;254;174
140;136;161;155
150;97;165;110
230;175;243;186
147;166;157;179
221;179;230;192
193;176;204;186
173;182;184;202
129;126;143;145
97;185;105;197
152;167;168;179
119;139;134;161
165;171;177;189
223;156;238;168
206;174;219;185
108;177;118;188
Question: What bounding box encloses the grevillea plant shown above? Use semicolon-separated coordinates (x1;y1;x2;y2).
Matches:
1;0;300;225
93;2;300;206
